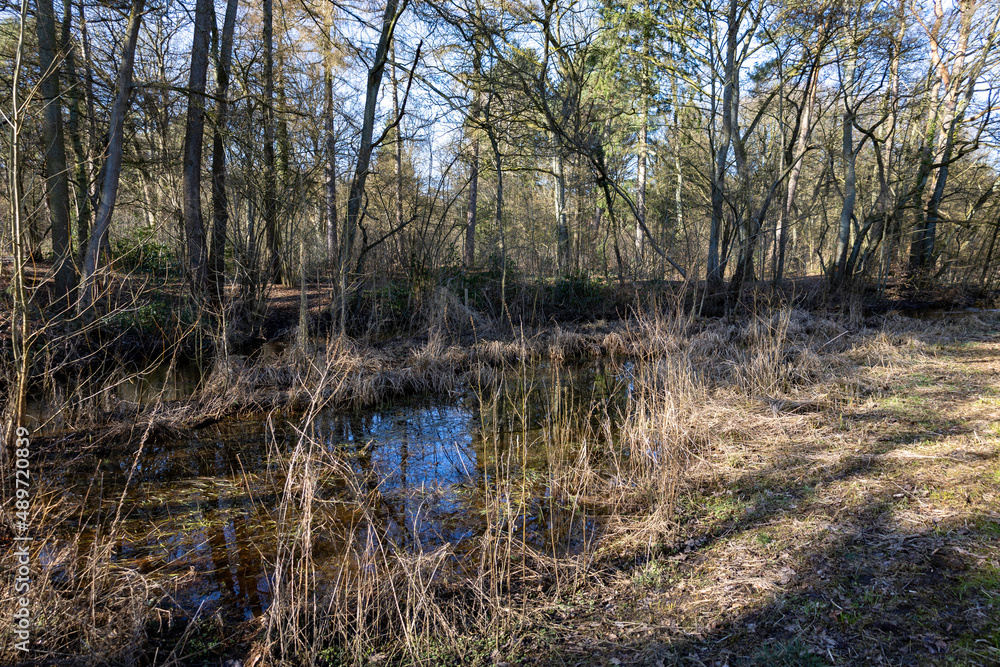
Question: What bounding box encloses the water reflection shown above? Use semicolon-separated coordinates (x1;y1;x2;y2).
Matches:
51;359;633;622
24;359;206;435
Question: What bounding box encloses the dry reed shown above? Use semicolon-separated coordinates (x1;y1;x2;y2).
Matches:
12;305;996;665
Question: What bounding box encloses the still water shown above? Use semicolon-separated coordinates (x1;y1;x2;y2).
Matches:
46;360;632;623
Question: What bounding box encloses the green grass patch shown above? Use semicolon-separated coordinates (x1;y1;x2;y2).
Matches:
749;639;827;666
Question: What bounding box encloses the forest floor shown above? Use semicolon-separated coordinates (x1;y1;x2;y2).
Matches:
3;260;1000;666
498;315;1000;666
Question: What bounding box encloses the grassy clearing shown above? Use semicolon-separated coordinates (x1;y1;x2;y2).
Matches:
2;309;998;666
504;311;1000;667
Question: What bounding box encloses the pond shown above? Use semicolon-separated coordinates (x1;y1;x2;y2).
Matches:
45;359;634;624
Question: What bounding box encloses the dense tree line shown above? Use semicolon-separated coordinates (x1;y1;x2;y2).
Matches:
3;0;1000;327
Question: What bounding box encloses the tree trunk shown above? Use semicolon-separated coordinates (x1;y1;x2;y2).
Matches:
708;0;738;286
834;47;858;285
464;52;484;269
35;0;74;307
776;42;821;283
392;42;404;237
908;0;948;272
488;122;506;304
325;127;338;267
77;0;99;219
77;0;145;317
339;0;406;331
912;0;995;273
298;238;308;350
182;0;213;292
262;0;281;285
636;100;647;267
465;132;479;269
62;0;92;263
208;0;238;302
6;0;31;448
672;78;683;264
553;144;569;275
875;1;907;289
324;4;338;268
274;50;291;285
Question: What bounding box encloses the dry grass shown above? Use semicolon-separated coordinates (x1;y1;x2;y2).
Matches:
493;310;1000;667
5;307;999;666
0;416;194;666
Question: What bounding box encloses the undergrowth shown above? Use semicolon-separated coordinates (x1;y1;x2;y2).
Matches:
3;307;999;665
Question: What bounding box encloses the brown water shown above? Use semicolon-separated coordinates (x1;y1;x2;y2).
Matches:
46;360;632;623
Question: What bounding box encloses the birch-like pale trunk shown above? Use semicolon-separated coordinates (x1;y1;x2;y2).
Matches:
77;0;145;317
465;54;483;269
208;0;238;301
672;78;683;258
323;4;338;268
5;0;30;451
553;147;569;275
776;40;822;282
392;42;404;235
915;0;997;273
636;99;648;266
339;0;406;331
465;134;480;269
834;45;858;284
708;0;739;286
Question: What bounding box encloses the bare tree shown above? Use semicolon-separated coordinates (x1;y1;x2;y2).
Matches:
35;0;74;306
338;0;410;330
263;0;282;284
910;0;1000;273
208;0;239;301
5;0;31;448
323;1;338;268
182;0;214;291
77;0;146;317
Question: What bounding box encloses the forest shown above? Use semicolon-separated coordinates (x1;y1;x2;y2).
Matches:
1;0;1000;665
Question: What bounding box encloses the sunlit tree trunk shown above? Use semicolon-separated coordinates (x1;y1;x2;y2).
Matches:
489;120;506;302
833;45;858;285
339;0;406;331
776;26;823;283
78;0;145;317
553;146;569;275
5;0;31;450
465;52;483;269
465;129;480;268
912;0;997;274
636;98;647;267
324;3;338;268
275;48;291;285
208;0;238;302
671;76;683;271
392;42;404;238
708;0;738;286
77;0;100;221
